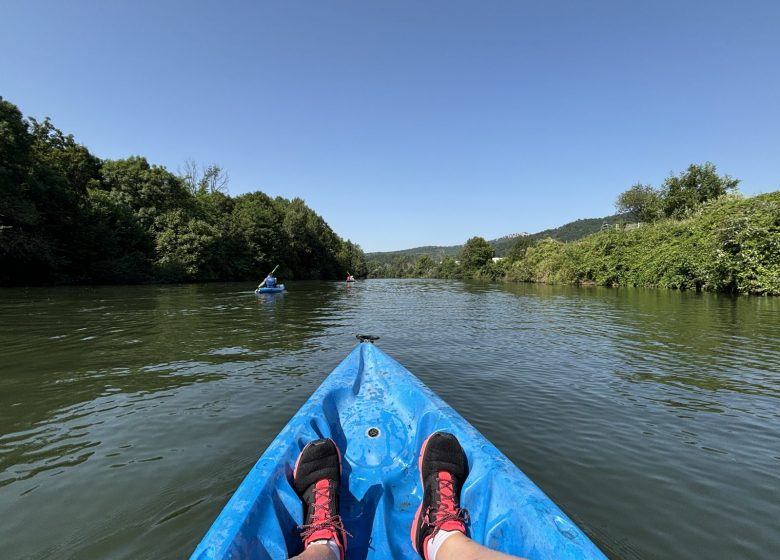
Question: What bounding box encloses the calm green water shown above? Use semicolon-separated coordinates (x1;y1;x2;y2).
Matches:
1;280;778;559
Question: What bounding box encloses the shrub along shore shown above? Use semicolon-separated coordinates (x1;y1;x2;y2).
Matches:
505;192;779;295
369;165;779;296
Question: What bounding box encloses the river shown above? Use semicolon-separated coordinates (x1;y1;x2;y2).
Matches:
1;280;778;559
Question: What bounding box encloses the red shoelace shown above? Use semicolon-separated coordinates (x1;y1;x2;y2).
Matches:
423;472;470;532
299;482;351;542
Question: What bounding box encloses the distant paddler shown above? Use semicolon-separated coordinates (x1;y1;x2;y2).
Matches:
258;265;280;289
346;273;355;283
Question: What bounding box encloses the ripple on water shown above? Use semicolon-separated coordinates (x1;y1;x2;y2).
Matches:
0;280;779;559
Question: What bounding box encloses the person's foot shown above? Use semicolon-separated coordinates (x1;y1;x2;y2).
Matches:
411;432;469;559
293;439;347;559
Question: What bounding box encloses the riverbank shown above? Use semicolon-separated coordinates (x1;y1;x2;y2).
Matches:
368;191;780;296
505;192;779;295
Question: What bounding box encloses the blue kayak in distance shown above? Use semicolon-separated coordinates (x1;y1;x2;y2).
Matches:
255;284;285;294
191;341;606;560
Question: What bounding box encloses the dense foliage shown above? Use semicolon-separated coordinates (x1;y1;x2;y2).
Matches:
369;164;779;295
0;98;366;285
506;193;779;295
616;163;739;222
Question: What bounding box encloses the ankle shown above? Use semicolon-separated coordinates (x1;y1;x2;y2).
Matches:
426;529;466;560
307;539;341;560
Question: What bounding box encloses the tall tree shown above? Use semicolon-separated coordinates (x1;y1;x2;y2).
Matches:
153;209;219;281
505;235;534;261
615;183;664;222
100;157;191;229
459;236;494;270
0;98;47;283
661;163;739;218
232;191;284;273
1;99;105;283
180;160;229;195
414;254;435;277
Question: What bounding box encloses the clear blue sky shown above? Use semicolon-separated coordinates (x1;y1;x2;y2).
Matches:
2;1;779;252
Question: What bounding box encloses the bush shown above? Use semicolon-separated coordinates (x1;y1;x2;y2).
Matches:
509;193;779;295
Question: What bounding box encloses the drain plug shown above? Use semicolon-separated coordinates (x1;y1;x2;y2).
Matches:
367;427;380;438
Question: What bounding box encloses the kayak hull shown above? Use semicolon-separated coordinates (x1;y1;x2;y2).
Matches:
255;284;285;294
191;343;606;560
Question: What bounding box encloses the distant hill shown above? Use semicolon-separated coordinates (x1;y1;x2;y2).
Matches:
366;213;631;263
527;214;630;243
365;244;461;266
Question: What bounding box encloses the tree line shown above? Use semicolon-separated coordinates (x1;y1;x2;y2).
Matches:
368;164;779;295
0;97;367;286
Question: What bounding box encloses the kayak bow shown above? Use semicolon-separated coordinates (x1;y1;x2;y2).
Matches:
191;341;606;559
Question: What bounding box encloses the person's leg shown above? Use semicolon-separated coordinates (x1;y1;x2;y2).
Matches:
411;432;526;560
289;541;340;560
291;439;347;560
436;531;525;560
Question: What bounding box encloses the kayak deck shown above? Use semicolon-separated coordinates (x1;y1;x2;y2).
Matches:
191;343;605;559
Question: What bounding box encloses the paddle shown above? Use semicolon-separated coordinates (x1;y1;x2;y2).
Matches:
258;264;279;289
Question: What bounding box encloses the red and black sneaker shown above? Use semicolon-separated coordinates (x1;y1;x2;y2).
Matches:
293;438;347;559
411;432;470;559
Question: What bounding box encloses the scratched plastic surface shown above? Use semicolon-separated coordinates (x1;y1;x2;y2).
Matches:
191;343;606;560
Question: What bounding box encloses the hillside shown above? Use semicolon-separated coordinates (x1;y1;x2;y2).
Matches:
366;213;630;263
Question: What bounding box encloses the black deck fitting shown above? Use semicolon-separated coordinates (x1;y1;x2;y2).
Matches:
356;334;380;344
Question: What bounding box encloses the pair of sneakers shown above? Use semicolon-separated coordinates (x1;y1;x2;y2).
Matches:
292;432;468;560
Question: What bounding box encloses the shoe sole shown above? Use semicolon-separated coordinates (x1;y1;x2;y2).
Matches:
410;432;437;559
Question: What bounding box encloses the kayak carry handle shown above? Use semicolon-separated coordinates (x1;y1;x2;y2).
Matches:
356;334;380;344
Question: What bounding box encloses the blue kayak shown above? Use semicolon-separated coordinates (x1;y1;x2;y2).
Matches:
255;284;285;294
191;340;606;560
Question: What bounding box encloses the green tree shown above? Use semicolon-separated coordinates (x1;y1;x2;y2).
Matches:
459;236;494;271
84;189;154;282
505;235;534;262
231;191;284;274
181;160;230;195
615;183;664;222
414;254;435;277
436;255;460;279
29;117;101;193
0;98;47;283
153;209;219;281
279;197;347;279
100;157;192;229
661;163;739;218
1;98;107;283
337;240;368;278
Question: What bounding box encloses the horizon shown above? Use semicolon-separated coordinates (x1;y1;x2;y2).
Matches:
2;1;778;252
